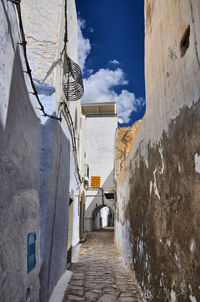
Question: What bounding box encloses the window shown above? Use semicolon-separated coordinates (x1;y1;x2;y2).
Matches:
27;233;36;273
104;193;115;200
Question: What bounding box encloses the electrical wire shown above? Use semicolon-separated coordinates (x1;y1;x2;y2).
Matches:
59;101;82;184
9;0;83;183
59;0;83;184
10;0;62;121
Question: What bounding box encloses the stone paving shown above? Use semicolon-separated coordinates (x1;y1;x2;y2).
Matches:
64;228;143;302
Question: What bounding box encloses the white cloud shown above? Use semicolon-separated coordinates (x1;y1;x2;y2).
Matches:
87;69;94;76
82;68;145;123
78;18;91;71
78;18;145;123
109;59;120;66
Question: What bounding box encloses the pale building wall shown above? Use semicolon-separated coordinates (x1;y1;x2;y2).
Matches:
115;1;200;301
84;116;117;231
21;0;81;300
0;0;21;128
0;0;82;301
86;117;117;189
0;1;41;301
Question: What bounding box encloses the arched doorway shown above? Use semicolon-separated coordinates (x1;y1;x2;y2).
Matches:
92;205;114;230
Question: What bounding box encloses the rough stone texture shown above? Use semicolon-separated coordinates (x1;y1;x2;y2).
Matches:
115;120;142;177
115;1;200;301
64;229;143;302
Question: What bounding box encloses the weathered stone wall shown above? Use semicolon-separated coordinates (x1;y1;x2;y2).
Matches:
115;120;142;178
115;1;200;301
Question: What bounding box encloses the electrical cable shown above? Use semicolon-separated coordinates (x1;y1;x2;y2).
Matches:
9;0;83;183
59;101;82;184
10;0;62;121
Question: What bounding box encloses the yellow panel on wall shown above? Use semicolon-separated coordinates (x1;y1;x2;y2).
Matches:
91;176;101;188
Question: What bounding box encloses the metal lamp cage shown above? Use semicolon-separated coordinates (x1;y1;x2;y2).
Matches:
63;54;84;101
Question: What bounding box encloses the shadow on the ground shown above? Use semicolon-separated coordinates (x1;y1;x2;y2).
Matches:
91;226;114;232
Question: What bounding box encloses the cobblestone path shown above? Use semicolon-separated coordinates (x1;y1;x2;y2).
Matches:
64;228;143;302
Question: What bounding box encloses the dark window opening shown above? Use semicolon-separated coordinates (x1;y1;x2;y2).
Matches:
69;197;73;206
27;233;36;273
104;193;114;200
180;25;190;57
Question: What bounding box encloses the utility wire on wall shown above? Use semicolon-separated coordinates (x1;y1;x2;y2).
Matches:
59;0;84;184
59;100;82;184
9;0;84;184
9;0;62;121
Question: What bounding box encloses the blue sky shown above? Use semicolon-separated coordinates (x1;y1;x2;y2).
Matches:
75;0;145;126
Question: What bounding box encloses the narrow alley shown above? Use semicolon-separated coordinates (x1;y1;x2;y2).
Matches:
1;0;200;301
64;229;143;302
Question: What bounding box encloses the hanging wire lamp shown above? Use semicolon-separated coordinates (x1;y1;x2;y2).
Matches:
63;53;84;101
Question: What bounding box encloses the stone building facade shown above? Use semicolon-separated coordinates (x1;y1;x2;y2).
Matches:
115;1;200;301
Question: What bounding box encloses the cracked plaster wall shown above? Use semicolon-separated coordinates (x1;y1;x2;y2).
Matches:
115;1;200;301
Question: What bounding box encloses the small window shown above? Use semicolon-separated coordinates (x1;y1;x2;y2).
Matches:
27;233;36;273
104;193;115;200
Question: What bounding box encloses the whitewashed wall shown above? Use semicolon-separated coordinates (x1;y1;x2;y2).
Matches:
0;0;82;301
84;116;117;231
0;1;41;301
86;117;117;188
21;0;81;300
